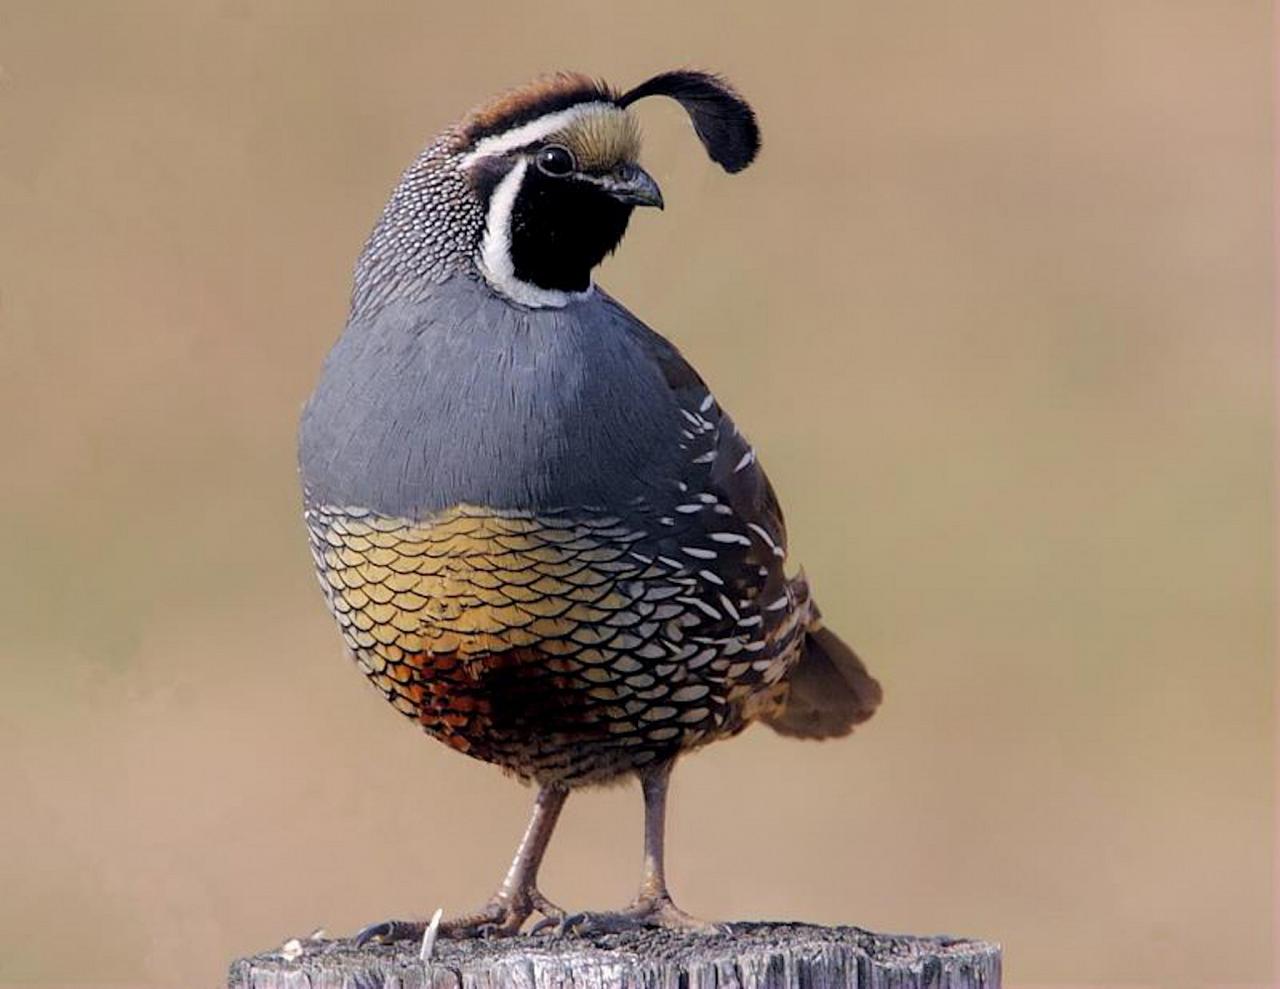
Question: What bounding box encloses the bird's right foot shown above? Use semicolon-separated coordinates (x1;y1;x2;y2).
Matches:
354;888;566;944
537;893;725;937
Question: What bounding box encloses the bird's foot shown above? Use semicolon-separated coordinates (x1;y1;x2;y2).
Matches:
354;888;565;945
354;917;427;946
546;894;724;936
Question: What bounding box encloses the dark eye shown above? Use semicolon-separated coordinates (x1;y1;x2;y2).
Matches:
536;145;576;177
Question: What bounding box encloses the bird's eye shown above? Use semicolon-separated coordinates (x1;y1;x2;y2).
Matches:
536;145;576;177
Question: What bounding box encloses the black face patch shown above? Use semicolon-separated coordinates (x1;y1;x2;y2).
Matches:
508;168;633;293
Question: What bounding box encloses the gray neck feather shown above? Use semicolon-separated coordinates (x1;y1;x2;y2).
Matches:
300;277;689;520
350;132;484;321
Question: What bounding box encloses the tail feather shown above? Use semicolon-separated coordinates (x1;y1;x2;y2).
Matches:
762;621;882;740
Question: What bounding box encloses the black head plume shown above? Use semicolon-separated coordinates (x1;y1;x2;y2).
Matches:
618;70;760;173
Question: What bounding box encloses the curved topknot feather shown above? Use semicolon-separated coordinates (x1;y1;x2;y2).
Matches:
618;70;760;173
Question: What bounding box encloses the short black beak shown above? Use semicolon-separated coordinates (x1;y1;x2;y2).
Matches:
602;165;664;209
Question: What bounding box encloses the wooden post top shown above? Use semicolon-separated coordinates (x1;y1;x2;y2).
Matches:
229;922;1001;989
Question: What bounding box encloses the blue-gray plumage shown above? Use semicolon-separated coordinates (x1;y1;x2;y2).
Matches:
299;69;881;942
301;280;705;520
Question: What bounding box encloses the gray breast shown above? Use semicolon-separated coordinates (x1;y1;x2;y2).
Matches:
298;274;691;519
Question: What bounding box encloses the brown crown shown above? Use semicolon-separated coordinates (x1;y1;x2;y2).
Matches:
459;72;618;146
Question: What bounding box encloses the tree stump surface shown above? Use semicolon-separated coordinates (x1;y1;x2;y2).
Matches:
228;922;1001;989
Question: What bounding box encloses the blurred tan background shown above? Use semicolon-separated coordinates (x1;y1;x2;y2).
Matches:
0;2;1272;987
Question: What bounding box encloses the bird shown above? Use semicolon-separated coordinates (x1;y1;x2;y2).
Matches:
298;68;882;942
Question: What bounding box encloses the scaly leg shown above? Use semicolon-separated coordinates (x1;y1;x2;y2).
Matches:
356;783;569;944
558;759;719;934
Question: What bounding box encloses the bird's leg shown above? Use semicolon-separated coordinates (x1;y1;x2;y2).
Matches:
559;759;720;935
625;758;718;929
446;781;570;935
355;783;568;944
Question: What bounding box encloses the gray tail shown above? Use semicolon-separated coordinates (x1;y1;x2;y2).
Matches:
762;621;883;739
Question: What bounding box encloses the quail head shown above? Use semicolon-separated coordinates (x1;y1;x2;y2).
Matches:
298;69;883;940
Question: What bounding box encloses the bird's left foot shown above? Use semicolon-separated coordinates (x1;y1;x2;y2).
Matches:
538;894;724;936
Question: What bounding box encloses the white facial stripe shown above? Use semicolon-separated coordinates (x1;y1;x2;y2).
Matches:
477;157;592;309
460;101;617;167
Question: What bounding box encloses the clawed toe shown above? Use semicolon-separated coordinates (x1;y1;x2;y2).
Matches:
526;914;561;936
549;898;721;936
355;888;566;944
355;911;503;944
436;906;508;939
354;918;426;947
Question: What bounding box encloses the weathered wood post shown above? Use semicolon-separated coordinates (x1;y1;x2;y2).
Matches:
229;923;1000;988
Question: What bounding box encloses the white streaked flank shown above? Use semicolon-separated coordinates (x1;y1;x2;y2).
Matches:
677;596;723;621
747;521;779;551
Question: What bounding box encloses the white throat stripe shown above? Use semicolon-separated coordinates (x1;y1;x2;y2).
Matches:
476;157;593;309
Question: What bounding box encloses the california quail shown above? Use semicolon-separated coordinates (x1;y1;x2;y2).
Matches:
298;70;882;940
